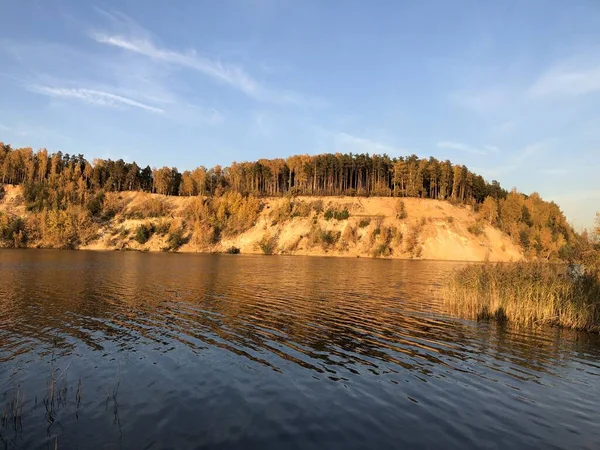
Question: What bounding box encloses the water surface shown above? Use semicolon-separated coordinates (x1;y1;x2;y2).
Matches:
1;250;599;449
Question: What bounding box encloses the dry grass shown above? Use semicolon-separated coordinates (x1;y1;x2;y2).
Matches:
442;263;600;332
126;197;171;219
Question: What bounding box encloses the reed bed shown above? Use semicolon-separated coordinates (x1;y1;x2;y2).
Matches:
442;263;600;332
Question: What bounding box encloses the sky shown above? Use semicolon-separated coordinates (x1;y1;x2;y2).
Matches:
0;1;598;228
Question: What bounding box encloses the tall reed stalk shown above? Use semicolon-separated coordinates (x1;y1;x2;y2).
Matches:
442;263;600;332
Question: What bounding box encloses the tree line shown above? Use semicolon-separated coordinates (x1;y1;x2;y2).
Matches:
0;143;507;204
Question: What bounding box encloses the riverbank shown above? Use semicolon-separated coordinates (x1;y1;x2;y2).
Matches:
1;185;523;261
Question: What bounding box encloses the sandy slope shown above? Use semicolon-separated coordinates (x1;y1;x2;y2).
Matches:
214;196;522;262
0;186;522;261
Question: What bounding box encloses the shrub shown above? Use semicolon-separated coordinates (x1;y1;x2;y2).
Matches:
285;236;303;253
382;226;397;244
101;195;126;220
370;225;398;257
154;219;171;236
191;221;217;248
41;205;97;249
467;222;485;237
321;230;341;248
166;229;186;251
270;199;293;225
135;223;154;244
393;230;403;247
519;229;530;248
22;181;49;211
86;191;105;216
311;200;324;214
372;243;392;258
258;233;278;255
341;224;357;245
307;225;340;250
395;199;408;220
324;207;350;221
128;197;170;219
405;222;423;256
358;218;371;228
445;216;455;224
226;246;241;254
291;200;312;218
0;214;27;248
334;208;350;220
207;192;261;236
373;223;382;237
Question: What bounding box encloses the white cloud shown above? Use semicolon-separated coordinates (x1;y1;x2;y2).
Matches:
436;140;489;155
92;33;324;107
529;63;600;97
29;85;164;113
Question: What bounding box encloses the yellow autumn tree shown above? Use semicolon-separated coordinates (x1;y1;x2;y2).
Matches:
479;196;498;225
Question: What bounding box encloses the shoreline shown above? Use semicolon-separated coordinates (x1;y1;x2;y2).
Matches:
0;244;497;263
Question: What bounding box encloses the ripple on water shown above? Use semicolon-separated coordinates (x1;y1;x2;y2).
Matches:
0;250;599;449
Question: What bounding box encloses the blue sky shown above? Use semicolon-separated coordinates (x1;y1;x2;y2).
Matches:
0;1;598;228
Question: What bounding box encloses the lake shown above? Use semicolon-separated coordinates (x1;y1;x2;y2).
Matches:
1;250;599;449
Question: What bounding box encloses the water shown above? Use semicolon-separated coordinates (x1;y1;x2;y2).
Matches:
1;250;599;449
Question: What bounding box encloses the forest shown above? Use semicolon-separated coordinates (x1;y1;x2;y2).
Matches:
0;141;598;263
0;143;506;201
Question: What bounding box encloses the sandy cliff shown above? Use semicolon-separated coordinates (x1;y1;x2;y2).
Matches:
0;185;523;261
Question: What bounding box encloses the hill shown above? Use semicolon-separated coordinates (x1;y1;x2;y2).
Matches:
0;142;580;261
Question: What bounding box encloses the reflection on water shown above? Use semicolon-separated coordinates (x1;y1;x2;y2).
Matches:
1;250;599;449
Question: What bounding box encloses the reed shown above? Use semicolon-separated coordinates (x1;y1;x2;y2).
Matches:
442;262;600;332
1;386;24;431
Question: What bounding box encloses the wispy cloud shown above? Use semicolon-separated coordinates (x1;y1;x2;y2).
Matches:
491;120;518;138
473;140;550;178
334;132;406;154
436;140;492;155
2;36;224;125
549;189;600;202
28;85;164;113
515;141;547;163
529;63;600;98
187;105;223;126
449;88;507;112
539;168;572;176
253;112;274;139
546;190;600;229
92;33;324;107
